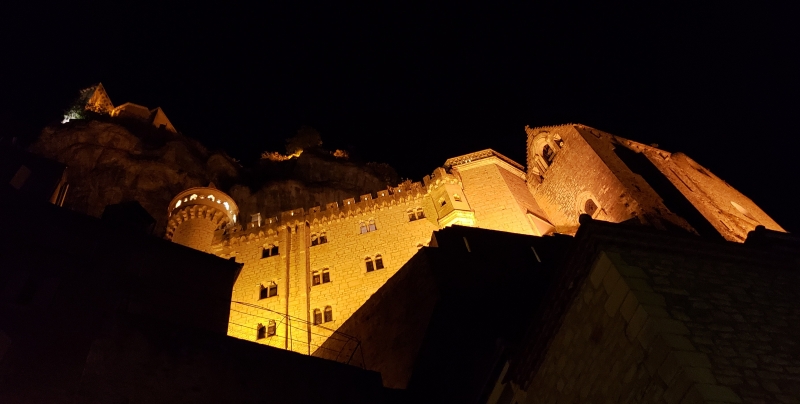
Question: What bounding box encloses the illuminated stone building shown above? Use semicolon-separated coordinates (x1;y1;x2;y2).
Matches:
64;83;177;132
163;123;784;359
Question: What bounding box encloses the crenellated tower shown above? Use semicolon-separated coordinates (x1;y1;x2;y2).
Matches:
166;186;239;252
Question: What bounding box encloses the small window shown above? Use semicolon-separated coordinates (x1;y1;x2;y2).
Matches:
267;320;276;337
262;245;279;258
584;199;598;217
408;210;416;221
439;198;447;207
365;257;375;272
368;219;377;232
312;271;321;286
319;232;327;244
543;144;555;164
322;269;331;284
313;309;322;325
416;208;425;220
256;323;266;340
375;254;384;270
453;194;461;202
360;223;368;234
260;283;278;299
324;306;333;323
311;234;319;246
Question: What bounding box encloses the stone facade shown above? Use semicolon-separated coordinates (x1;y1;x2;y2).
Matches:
165;124;786;359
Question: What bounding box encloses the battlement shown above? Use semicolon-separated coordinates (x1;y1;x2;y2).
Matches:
215;179;431;246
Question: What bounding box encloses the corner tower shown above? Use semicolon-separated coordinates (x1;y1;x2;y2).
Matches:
424;168;476;228
166;186;239;252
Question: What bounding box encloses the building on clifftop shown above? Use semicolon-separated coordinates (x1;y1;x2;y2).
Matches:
162;123;785;359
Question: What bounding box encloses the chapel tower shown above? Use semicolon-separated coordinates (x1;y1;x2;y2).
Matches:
166;186;239;252
525;124;784;241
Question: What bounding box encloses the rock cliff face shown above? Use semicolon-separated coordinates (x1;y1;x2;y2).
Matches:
30;119;398;235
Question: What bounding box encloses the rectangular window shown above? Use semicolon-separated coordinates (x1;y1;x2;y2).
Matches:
311;237;318;246
319;234;327;244
271;246;279;256
322;271;330;283
312;272;321;286
261;249;269;259
257;325;266;340
416;210;425;219
268;284;277;297
267;322;276;336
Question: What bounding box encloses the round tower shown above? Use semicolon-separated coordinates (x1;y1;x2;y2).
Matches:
166;186;239;252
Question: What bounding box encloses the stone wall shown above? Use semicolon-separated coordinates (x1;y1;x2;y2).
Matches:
454;157;542;235
501;238;800;404
222;189;440;355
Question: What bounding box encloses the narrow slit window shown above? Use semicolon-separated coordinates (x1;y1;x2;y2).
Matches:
256;323;266;340
313;309;322;325
324;306;333;323
267;320;276;337
322;269;330;283
375;254;384;270
365;257;374;272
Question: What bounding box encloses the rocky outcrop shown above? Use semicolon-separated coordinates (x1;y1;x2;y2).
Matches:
30;119;398;235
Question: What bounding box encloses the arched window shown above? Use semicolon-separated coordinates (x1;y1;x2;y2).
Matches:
267;320;276;337
543;144;555;164
415;208;425;220
359;222;368;234
312;271;321;286
324;306;333;323
319;232;327;244
375;254;384;270
368;219;377;232
322;269;331;283
584;199;598;217
365;257;375;272
408;210;416;221
259;282;278;299
256;323;266;340
311;234;319;246
313;309;322;325
262;244;279;258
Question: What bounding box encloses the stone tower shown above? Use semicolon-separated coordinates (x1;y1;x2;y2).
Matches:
525;124;784;241
166;186;239;252
423;167;476;228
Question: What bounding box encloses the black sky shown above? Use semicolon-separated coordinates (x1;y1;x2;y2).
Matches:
1;3;798;232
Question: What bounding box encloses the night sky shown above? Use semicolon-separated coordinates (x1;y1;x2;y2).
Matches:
1;4;798;232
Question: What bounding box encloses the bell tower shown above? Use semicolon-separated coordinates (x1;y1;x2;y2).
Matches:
166;186;239;252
